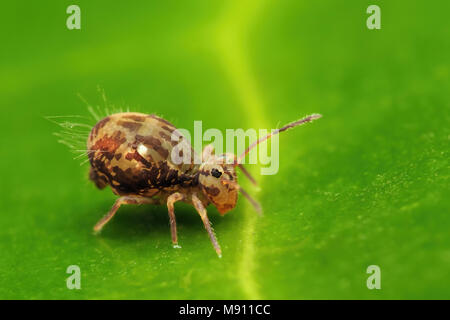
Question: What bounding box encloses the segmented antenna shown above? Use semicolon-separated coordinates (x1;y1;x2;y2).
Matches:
237;163;257;186
239;186;262;215
234;113;322;165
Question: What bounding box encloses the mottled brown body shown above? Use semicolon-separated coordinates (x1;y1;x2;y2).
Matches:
87;112;198;199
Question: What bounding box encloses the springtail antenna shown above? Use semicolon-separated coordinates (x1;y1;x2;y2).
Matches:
234;113;322;165
239;187;262;215
238;163;257;186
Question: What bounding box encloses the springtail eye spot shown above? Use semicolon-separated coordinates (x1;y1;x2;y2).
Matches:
211;168;222;178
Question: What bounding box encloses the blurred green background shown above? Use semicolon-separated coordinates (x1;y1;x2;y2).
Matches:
0;0;449;299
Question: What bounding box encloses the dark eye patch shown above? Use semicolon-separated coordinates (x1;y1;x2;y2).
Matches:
211;168;222;178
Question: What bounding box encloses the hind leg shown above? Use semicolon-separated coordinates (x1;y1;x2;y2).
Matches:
166;192;185;248
93;195;159;233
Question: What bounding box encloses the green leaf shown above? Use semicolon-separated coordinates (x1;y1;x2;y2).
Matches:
0;0;448;299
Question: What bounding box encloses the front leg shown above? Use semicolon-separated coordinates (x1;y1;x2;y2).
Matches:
191;193;222;258
93;195;159;233
166;192;184;248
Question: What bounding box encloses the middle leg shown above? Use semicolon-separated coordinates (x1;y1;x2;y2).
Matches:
166;192;185;248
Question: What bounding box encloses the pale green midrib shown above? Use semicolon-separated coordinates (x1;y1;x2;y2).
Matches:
213;0;270;300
